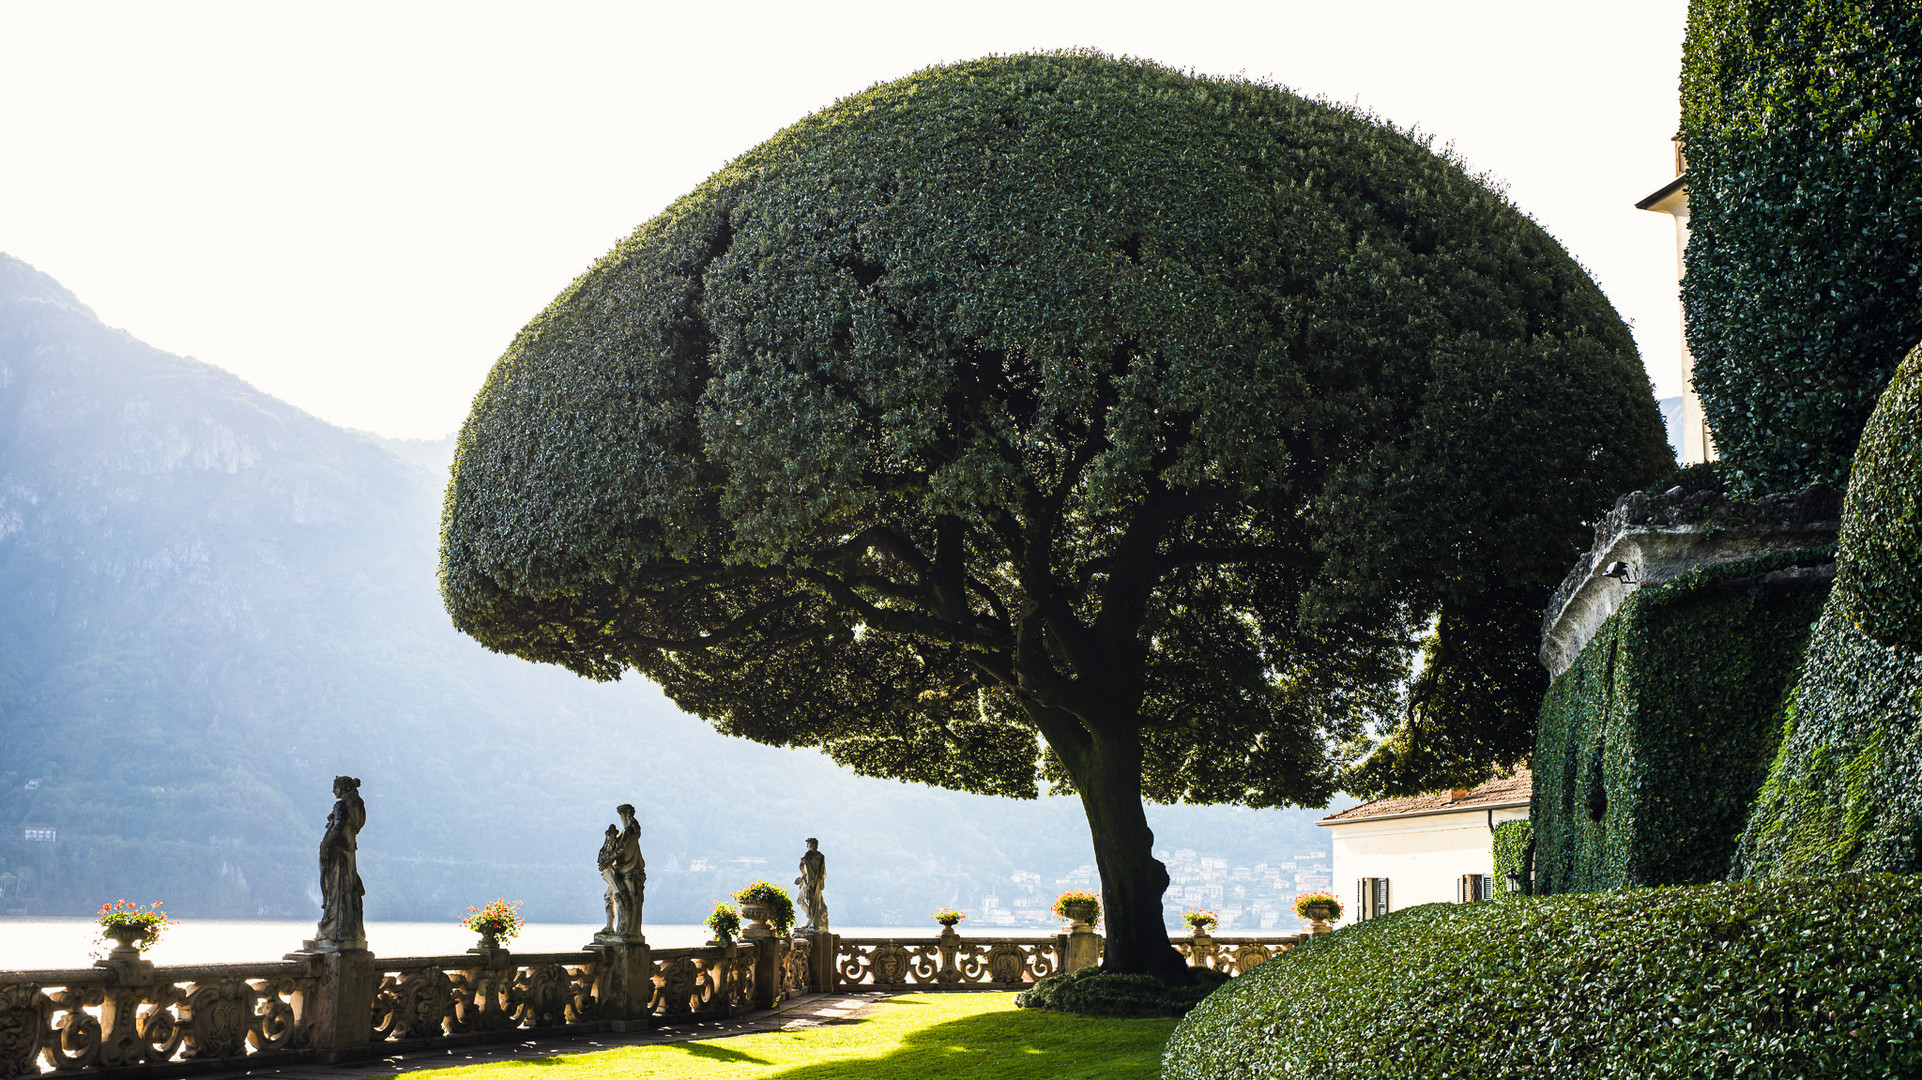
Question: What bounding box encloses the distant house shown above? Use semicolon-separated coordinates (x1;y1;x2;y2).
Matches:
1317;770;1531;922
1637;140;1715;465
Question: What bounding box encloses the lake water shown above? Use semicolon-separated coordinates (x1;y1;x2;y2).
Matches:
0;919;935;971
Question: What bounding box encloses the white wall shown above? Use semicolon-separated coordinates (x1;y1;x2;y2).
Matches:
1325;805;1529;919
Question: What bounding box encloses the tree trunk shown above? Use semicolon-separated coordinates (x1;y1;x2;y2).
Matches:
1071;727;1189;980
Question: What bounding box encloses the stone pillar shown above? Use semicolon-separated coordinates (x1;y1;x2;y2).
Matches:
595;940;655;1031
796;930;837;993
93;946;155;1069
752;938;786;1010
295;948;376;1060
935;927;961;986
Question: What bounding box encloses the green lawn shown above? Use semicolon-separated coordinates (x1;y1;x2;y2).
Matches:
399;993;1177;1080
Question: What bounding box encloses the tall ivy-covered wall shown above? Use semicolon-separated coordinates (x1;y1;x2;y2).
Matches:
1532;550;1831;894
1735;345;1922;877
1679;0;1922;493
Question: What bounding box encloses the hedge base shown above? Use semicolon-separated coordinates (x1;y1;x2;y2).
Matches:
1013;965;1229;1017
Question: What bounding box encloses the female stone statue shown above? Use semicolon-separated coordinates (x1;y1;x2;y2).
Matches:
314;775;366;949
795;837;828;933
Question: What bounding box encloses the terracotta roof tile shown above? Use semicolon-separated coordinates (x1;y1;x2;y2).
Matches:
1318;768;1533;824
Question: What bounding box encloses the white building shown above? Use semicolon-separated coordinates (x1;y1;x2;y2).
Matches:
1317;770;1530;922
1636;138;1714;465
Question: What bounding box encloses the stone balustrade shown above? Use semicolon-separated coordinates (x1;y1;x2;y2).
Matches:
0;929;1305;1077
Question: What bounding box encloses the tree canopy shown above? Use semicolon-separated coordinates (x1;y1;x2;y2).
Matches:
440;52;1671;973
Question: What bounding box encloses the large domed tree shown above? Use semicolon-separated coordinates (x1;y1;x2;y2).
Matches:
440;52;1671;977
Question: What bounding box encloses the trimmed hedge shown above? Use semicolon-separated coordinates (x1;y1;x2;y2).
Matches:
1532;548;1831;893
1491;819;1531;898
1162;879;1922;1079
1013;965;1229;1017
1832;343;1922;651
1735;345;1922;877
1679;0;1922;493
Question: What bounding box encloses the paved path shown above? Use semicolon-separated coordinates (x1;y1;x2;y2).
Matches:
197;992;899;1080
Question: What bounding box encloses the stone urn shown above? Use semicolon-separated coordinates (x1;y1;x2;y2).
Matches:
1302;902;1338;935
468;928;509;965
95;923;159;981
739;900;775;939
1059;901;1098;933
100;923;154;960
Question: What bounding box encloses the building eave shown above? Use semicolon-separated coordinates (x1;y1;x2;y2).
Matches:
1317;798;1530;827
1636;173;1688;212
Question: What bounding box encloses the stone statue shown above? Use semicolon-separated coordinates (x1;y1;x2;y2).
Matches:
795;837;828;934
596;804;645;942
312;775;367;951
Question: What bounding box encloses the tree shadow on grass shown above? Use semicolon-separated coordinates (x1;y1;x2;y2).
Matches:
761;1000;1176;1080
493;1041;775;1070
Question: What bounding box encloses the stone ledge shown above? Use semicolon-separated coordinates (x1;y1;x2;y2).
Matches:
1539;484;1842;677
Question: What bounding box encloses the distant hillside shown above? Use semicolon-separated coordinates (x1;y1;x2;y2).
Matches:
0;254;1331;932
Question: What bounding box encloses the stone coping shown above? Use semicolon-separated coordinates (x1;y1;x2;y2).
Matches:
1539;484;1841;677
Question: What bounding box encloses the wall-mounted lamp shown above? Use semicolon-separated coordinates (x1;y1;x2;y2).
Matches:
1602;560;1637;584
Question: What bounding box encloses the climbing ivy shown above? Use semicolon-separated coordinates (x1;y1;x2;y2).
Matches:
1532;545;1832;894
1490;820;1532;899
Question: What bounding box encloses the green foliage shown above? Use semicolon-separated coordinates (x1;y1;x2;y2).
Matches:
442;50;1667;814
1679;0;1922;492
733;880;796;935
1163;879;1922;1079
704;901;740;943
1832;343;1922;651
1646;459;1727;496
1490;820;1532;898
1015;965;1229;1018
1532;547;1831;893
1735;351;1922;877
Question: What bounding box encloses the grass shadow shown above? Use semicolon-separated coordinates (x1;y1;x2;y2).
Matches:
761;995;1176;1080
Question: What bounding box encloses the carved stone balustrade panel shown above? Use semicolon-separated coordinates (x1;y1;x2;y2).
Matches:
0;984;51;1079
180;978;255;1059
780;939;811;1000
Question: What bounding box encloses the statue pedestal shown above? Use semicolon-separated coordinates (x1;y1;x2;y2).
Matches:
590;939;654;1030
285;947;375;1059
794;928;836;992
298;936;368;953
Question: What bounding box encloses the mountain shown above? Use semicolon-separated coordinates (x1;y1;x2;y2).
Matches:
0;254;1332;932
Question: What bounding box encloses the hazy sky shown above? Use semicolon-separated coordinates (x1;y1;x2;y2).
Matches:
2;1;1691;440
